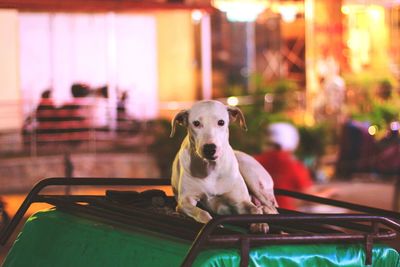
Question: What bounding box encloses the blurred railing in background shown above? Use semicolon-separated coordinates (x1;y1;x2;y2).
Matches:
0;99;151;157
0;98;164;193
0;93;309;157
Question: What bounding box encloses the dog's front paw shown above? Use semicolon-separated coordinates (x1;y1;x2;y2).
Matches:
250;223;269;233
261;204;279;215
196;210;213;224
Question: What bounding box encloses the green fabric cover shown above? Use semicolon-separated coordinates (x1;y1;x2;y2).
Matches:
3;209;400;267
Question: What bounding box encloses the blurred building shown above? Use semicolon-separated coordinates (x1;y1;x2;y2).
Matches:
0;0;213;134
0;0;399;130
211;0;400;123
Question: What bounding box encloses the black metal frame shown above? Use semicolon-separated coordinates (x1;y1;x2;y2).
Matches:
181;214;399;266
1;177;399;267
0;177;170;246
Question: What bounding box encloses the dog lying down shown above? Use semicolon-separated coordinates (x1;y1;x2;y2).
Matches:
170;100;278;233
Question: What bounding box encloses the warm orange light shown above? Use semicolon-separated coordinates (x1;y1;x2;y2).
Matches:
227;96;239;106
270;2;304;23
368;125;378;136
344;4;387;73
211;0;270;22
279;5;297;23
368;6;382;20
191;10;203;22
341;5;350;15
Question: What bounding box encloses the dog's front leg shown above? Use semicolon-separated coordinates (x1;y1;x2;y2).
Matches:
235;201;269;233
177;196;212;224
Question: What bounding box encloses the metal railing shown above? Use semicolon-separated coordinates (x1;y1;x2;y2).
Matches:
0;99;161;157
1;177;399;266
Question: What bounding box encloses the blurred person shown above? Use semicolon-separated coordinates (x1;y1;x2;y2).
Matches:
373;122;400;211
336;120;376;177
315;55;346;125
36;89;55;120
57;83;93;142
92;85;109;131
22;89;56;138
0;197;9;228
61;83;92;125
116;91;140;135
35;89;58;134
254;122;334;210
116;91;129;133
375;121;400;175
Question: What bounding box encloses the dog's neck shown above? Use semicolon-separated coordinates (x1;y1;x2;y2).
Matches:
182;135;217;178
189;149;216;178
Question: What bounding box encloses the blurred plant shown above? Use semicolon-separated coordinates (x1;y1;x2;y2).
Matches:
253;78;299;113
377;79;393;101
147;119;186;179
229;112;290;154
343;71;397;92
228;78;331;160
344;72;400;138
296;124;331;161
227;84;246;97
350;103;399;138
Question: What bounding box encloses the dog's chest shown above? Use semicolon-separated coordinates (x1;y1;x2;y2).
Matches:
200;173;235;198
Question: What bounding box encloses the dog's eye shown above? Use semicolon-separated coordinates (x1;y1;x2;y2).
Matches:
218;120;225;126
193;120;201;127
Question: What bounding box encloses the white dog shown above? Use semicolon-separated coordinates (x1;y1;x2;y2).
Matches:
170;100;278;233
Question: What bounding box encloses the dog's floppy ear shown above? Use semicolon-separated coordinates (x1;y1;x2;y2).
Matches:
227;106;248;131
170;110;189;137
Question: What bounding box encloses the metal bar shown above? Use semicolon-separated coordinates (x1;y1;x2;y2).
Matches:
181;215;224;267
365;234;373;265
240;238;250;267
269;220;345;234
208;214;400;232
37;195;105;202
275;188;400;219
278;208;384;234
206;232;396;245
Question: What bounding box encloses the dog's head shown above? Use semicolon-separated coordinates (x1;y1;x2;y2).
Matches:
170;100;247;161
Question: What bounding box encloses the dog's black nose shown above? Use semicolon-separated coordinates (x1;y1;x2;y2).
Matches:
203;144;217;159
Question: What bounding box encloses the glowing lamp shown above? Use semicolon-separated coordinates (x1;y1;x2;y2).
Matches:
390;121;400;131
270;2;303;23
227;96;239;106
191;10;203;22
368;125;377;136
211;0;269;22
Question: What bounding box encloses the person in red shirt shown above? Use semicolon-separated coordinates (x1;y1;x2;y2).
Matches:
254;122;313;210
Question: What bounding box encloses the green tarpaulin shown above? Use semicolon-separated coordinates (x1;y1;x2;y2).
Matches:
3;209;400;267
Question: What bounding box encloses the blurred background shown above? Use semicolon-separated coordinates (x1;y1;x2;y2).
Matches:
0;0;399;228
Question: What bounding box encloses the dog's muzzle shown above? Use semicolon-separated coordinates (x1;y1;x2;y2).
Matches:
202;143;217;160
